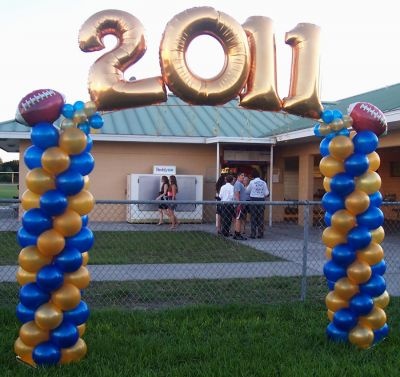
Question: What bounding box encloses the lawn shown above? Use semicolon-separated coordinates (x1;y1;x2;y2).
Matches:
0;231;281;265
0;184;18;199
1;300;399;377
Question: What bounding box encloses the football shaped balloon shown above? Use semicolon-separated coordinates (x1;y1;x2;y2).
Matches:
348;102;387;137
16;89;65;127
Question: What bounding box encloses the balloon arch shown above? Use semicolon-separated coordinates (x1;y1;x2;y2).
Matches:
13;6;389;367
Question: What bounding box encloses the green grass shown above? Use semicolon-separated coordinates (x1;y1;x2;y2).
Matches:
0;231;281;265
0;184;18;199
1;299;400;377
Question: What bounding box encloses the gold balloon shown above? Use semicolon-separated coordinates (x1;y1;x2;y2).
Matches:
59;127;87;155
84;101;97;117
359;306;387;330
68;190;95;215
331;209;356;233
347;260;372;284
323;177;331;192
160;7;250;106
77;324;86;337
374;291;390;309
322;226;346;248
64;266;91;289
282;23;322;119
371;226;385;244
73;109;87;125
60;118;75;130
327;310;334;322
37;229;65;257
319;156;344;178
18;245;52;273
79;10;166;111
345;190;370;215
53;209;82;237
26;168;55;195
318;123;332;136
328;136;354;161
349;325;374;349
330;119;345;132
52;283;81;311
14;337;35;366
325;291;348;312
356;242;384;265
83;175;90;189
60;338;87;364
16;267;36;285
367;152;380;171
355;171;381;195
21;190;40;210
35;303;63;330
334;277;359;300
343;115;353;129
82;252;89;266
325;247;332;260
41;147;70;175
19;321;49;347
240;16;281;111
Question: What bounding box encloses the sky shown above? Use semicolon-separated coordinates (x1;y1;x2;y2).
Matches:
1;0;399;161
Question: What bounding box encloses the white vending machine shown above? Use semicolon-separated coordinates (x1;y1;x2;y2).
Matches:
126;174;203;223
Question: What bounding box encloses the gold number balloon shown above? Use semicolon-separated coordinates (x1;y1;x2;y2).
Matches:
239;16;281;111
79;9;167;111
159;6;250;105
283;23;323;119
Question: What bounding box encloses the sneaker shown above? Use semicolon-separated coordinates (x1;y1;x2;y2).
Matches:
233;234;246;240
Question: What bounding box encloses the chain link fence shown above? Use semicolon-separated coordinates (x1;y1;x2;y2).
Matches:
1;199;399;309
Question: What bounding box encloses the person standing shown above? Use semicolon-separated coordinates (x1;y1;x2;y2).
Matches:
215;174;226;234
242;175;251;235
248;169;269;238
233;172;247;240
156;176;169;225
218;175;235;237
167;175;179;229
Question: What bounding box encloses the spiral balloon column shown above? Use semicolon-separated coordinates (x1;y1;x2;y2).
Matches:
315;106;389;349
14;96;104;366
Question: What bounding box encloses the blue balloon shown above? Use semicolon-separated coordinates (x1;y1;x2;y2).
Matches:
31;122;59;149
89;113;104;129
322;192;345;213
85;135;93;153
337;128;350;137
36;265;64;292
64;301;90;326
56;169;84;195
322;109;334;123
357;206;384;229
331;244;356;267
33;342;61;365
353;131;378;154
62;103;75;119
17;227;37;247
349;293;374;315
50;321;79;348
73;100;85;111
81;215;89;227
360;274;386;297
332;109;343;119
313;123;321;137
19;283;50;310
40;189;68;216
344;153;369;177
22;208;52;235
24;145;44;169
54;246;83;273
320;138;330;157
326;322;348;342
16;303;35;323
324;211;332;226
333;308;357;331
325;132;336;140
369;192;383;207
347;226;371;250
65;227;94;253
327;280;335;290
323;260;347;282
371;259;386;276
373;324;389;344
70;152;95;176
78;122;91;135
330;173;355;196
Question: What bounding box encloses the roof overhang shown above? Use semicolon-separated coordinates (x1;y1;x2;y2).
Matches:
205;136;276;144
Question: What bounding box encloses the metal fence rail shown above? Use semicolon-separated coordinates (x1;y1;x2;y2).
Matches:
1;199;399;309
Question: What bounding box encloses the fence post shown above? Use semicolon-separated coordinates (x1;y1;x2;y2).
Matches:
301;201;310;301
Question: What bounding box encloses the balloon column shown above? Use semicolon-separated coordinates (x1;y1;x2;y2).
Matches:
14;89;103;366
315;102;389;349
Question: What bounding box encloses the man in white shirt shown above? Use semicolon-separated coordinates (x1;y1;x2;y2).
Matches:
219;175;235;237
247;169;269;238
